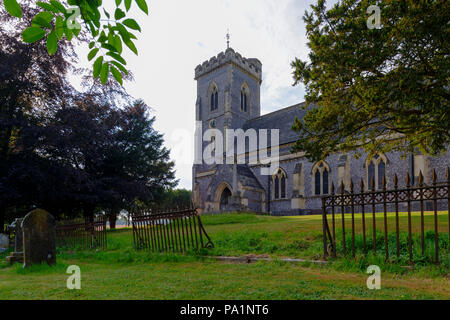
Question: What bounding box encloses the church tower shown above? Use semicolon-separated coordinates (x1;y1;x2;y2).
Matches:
192;46;263;212
194;47;262;143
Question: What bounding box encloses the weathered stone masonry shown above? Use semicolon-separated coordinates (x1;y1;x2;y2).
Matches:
192;48;450;215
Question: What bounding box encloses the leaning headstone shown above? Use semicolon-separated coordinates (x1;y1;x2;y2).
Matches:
21;209;56;268
0;234;8;253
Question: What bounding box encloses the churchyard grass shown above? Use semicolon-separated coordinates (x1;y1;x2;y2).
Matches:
0;213;448;300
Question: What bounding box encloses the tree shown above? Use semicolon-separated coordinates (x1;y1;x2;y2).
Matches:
0;2;176;229
155;189;192;209
2;0;148;84
291;0;449;162
0;4;77;230
34;98;177;225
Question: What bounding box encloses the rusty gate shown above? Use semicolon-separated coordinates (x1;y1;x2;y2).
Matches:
131;206;213;252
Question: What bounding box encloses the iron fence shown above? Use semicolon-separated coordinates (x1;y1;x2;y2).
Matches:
131;206;213;252
56;216;107;249
322;169;449;264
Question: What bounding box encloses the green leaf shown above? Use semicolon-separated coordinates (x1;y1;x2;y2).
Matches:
36;2;59;14
4;0;22;18
110;65;123;85
135;0;148;15
55;16;64;39
22;27;46;43
64;23;73;41
50;0;67;14
114;8;126;20
88;48;99;61
101;43;118;53
106;52;127;65
116;23;130;43
103;9;110;19
46;30;58;55
122;19;141;32
32;11;54;28
125;0;132;11
89;41;95;49
100;62;110;84
115;0;122;6
124;39;138;55
110;60;128;75
93;56;104;78
113;35;122;54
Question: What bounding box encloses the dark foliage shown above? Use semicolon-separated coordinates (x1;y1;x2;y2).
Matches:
0;5;176;230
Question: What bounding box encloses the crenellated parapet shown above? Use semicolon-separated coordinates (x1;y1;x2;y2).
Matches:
195;48;262;82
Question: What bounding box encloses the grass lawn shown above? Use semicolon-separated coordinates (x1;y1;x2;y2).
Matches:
0;212;449;300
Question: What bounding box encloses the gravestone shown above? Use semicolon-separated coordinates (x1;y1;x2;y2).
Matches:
8;218;23;252
0;234;8;253
21;209;56;267
5;218;24;264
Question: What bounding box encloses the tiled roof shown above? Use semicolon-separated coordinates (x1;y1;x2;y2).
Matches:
237;165;264;190
243;102;310;146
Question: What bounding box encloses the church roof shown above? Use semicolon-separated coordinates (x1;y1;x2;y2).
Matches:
237;165;264;190
243;102;309;147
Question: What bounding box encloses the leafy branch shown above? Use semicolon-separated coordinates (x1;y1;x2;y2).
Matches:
3;0;149;85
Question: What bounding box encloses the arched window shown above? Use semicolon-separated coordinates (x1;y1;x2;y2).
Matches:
312;161;330;196
209;84;218;111
273;169;287;200
366;153;388;190
240;85;249;112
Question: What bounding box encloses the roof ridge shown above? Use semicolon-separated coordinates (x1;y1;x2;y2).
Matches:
251;101;306;121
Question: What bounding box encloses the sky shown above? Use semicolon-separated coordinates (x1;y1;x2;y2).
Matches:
76;0;336;189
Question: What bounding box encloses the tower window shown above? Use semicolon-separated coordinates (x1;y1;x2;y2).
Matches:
210;85;218;111
240;85;249;112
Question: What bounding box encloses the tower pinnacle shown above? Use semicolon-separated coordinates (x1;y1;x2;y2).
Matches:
226;29;230;49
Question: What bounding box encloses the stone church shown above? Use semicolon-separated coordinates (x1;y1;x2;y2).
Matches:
192;47;449;215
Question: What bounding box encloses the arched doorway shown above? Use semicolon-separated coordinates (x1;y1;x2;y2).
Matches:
220;187;232;211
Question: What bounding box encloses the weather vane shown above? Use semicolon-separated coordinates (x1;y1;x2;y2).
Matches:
226;29;231;49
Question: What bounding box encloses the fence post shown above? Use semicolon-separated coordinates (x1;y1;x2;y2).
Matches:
360;179;367;255
406;173;413;263
340;182;346;255
350;180;355;257
447;167;449;250
432;169;439;264
382;175;389;261
394;174;400;258
322;197;328;259
419;171;425;256
371;177;376;254
331;183;336;242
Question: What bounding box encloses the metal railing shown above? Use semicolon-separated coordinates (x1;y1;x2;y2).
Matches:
56;217;107;250
322;169;449;264
131;206;213;252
